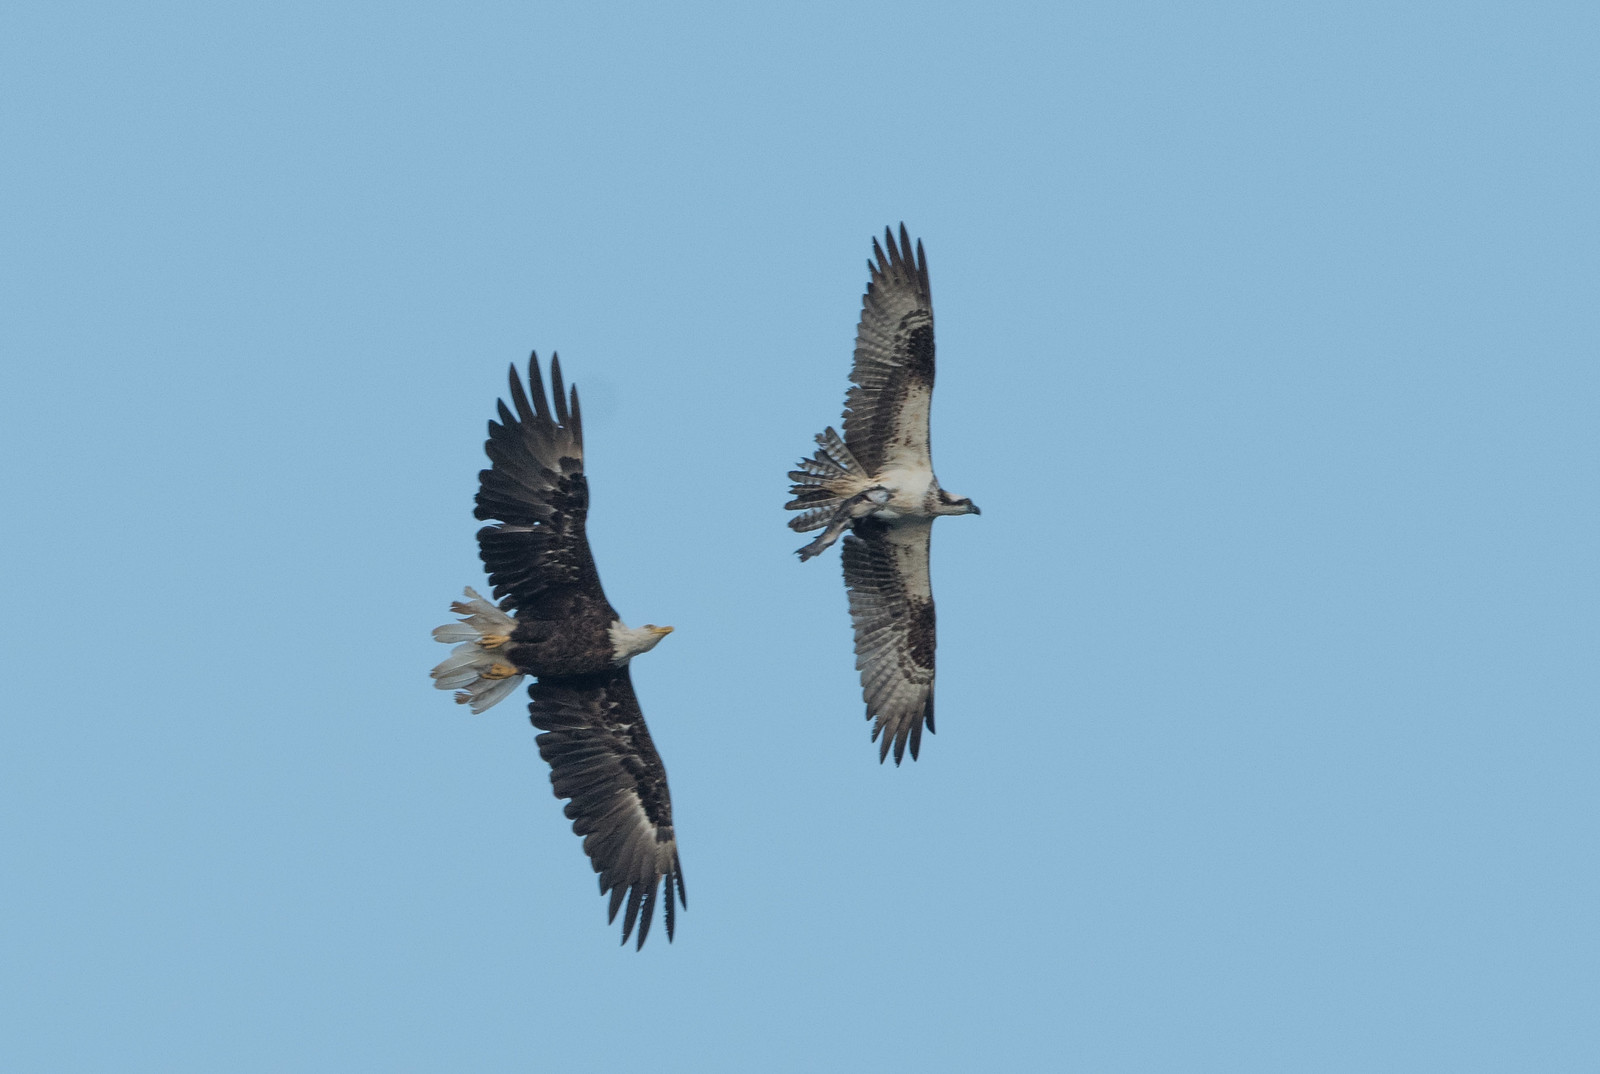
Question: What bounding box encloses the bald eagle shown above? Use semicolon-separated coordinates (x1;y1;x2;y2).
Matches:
786;225;980;764
431;354;685;948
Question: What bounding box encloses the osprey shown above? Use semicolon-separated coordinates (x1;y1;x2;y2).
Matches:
786;225;980;764
431;354;685;948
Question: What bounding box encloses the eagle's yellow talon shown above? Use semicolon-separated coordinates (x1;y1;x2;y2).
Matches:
479;634;510;649
482;662;518;680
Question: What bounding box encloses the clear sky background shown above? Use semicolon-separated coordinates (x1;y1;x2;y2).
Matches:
3;2;1597;1070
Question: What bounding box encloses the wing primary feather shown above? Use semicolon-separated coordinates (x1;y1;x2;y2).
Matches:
621;882;645;947
635;881;658;949
550;352;569;426
507;356;535;425
528;353;552;423
607;882;627;922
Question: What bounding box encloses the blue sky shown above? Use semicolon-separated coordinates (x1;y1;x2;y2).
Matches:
3;1;1598;1070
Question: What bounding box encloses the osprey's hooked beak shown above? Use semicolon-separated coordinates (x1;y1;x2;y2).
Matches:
968;502;982;515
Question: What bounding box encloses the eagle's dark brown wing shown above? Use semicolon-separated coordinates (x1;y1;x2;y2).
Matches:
529;667;686;948
474;353;616;624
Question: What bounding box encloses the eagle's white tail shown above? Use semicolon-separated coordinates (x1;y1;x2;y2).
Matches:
786;427;869;532
430;587;524;713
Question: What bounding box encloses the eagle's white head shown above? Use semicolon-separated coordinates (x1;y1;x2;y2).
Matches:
609;621;675;665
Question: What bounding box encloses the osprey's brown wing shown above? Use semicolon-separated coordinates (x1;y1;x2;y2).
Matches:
841;224;935;477
841;517;936;764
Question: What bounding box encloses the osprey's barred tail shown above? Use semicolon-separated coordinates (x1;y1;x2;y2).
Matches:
786;428;868;532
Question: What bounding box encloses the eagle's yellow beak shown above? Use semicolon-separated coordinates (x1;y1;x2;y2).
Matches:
648;625;675;636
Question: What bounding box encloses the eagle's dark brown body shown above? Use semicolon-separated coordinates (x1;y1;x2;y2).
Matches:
506;615;616;678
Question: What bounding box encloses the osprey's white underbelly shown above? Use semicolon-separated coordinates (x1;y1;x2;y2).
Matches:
873;465;938;518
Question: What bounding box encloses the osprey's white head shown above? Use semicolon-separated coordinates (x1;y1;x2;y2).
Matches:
609;621;675;665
